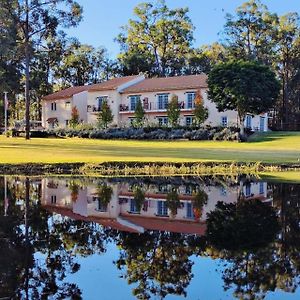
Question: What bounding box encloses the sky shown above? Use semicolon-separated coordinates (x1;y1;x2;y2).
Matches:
65;0;300;58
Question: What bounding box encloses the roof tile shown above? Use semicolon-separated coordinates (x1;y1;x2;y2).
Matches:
122;74;208;94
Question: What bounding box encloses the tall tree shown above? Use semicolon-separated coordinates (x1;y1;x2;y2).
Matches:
134;99;145;127
193;90;208;127
208;60;280;135
97;100;114;129
273;13;300;130
15;0;82;139
223;0;277;64
117;0;194;77
56;40;110;87
167;94;180;127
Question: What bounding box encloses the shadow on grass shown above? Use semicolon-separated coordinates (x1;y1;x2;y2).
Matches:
247;132;300;143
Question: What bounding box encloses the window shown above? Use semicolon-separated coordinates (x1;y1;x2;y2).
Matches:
246;115;252;128
65;120;69;126
51;195;57;204
245;184;251;197
185;116;193;126
185;185;193;195
187;92;196;109
186;202;194;219
259;182;264;194
157;201;168;216
259;116;265;131
97;199;108;212
130;95;141;111
96;96;108;111
130;199;140;213
158;94;169;110
221;116;228;127
65;101;71;109
220;187;227;196
157;117;168;126
158;185;169;193
51;102;57;111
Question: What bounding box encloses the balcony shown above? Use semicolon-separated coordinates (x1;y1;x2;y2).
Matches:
87;105;102;113
119;101;194;113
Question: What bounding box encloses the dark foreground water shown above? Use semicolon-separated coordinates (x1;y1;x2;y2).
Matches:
0;175;300;300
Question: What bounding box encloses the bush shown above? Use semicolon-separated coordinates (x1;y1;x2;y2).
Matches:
47;126;241;141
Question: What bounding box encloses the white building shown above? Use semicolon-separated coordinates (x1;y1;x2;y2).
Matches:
42;74;268;131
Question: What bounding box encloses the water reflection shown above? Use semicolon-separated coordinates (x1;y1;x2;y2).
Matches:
0;176;299;300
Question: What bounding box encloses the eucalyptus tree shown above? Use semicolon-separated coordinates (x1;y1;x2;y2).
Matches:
14;0;82;139
117;0;194;77
222;0;277;64
55;40;110;87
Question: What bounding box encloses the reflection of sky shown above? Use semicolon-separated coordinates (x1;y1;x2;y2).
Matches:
53;242;300;300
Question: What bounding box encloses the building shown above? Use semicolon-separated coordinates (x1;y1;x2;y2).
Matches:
42;74;268;131
40;178;272;235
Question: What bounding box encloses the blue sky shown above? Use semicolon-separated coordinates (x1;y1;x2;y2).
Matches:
65;0;300;58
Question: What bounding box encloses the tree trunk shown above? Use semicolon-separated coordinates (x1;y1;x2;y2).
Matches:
239;111;246;138
25;0;30;140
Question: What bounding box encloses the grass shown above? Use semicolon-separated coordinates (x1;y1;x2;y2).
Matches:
0;131;299;165
259;171;300;183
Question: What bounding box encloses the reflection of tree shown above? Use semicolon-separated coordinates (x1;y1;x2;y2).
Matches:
113;230;201;299
0;177;109;299
166;189;181;217
96;183;113;210
133;186;145;212
206;199;281;300
192;188;208;220
69;181;80;202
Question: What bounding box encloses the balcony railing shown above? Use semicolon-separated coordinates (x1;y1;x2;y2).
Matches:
87;105;102;112
119;101;194;112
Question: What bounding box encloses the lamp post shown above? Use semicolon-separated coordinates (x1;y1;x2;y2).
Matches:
4;92;8;136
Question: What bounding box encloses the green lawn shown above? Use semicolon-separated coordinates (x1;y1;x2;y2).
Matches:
0;131;299;165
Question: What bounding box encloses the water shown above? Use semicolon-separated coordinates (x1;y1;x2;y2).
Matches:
0;175;299;300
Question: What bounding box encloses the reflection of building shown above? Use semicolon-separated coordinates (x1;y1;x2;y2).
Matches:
40;178;273;235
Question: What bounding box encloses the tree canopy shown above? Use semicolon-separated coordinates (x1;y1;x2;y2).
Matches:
208;60;280;133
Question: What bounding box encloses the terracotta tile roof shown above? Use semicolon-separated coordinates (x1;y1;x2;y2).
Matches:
88;75;141;92
43;75;141;101
43;85;90;101
44;205;139;233
122;74;208;94
121;215;207;236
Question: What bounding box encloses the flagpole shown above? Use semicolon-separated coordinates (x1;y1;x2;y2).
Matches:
4;92;8;136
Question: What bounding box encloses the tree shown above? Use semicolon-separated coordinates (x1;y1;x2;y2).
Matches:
223;0;277;64
97;100;113;129
133;99;145;127
14;0;82;139
133;186;145;212
69;106;79;128
273;13;300;130
185;43;227;75
117;0;194;77
166;189;180;217
167;94;180;127
55;40;110;87
208;60;280;135
193;90;208;127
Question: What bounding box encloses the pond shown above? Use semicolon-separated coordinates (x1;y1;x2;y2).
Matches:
0;175;300;300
